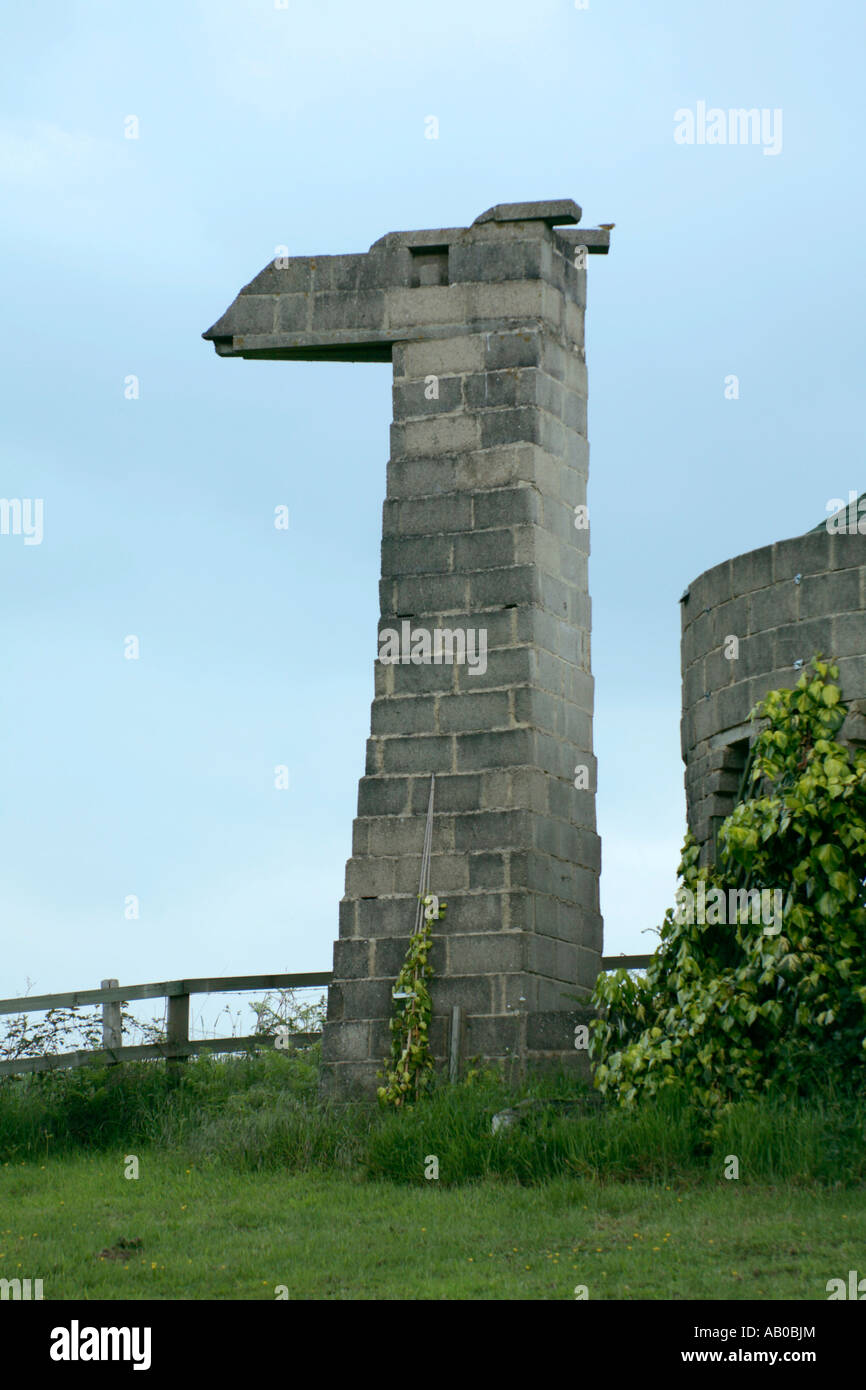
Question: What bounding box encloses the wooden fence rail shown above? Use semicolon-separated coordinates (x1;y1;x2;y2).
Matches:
0;957;651;1078
0;972;330;1078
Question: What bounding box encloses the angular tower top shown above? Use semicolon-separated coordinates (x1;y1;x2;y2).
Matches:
202;199;611;363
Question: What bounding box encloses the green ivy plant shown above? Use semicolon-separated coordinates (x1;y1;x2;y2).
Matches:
377;894;445;1107
591;657;866;1114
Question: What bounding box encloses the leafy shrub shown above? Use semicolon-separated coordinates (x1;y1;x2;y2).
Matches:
591;658;866;1112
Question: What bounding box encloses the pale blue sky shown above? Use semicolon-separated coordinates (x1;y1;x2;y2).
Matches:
1;0;863;1025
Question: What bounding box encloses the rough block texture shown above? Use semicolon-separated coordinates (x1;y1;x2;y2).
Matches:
681;530;866;864
204;202;611;1096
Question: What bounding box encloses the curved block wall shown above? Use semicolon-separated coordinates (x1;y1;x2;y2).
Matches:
681;528;866;861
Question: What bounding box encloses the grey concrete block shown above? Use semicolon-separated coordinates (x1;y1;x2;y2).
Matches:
382;734;453;773
483;326;539;369
345;856;396;897
710;595;748;649
366;815;429;856
467;281;545;322
799;569;859;619
421;607;516;648
357;776;411;817
241;259;315;295
381;533;451;576
468;851;507;889
456;444;536;491
750;582;796;633
226;294;277;334
382;493;473;537
556;542;589;589
453;808;532;852
704;646;735;694
312;290;385;330
731;544;773;597
773;533;833;583
432;974;494;1013
834;655;866;701
447;932;524;975
338;897;358;937
735;634;773;680
470;565;541;610
321;1020;370;1062
373;936;411;977
438;890;512;933
333;938;372;980
339;978;394;1020
453;528;517;572
479;407;540;449
391;573;469;614
526;932;557;978
575;828;601;872
311;255;362;291
473;485;541;529
392;376;464;419
275;295;311;331
463;369;538;411
409;772;481;813
370;697;437;737
561;391;587;433
391;414;480;460
399;334;486;380
450;240;545;283
463;1014;521;1057
455;727;535;772
479;768;512;808
834;611;866;658
684;658;706;709
365;737;383;776
526;1010;593;1051
325;981;344;1021
688;560;733;613
388;658;459;696
829;534;866;571
549;771;597;826
438;691;511;732
358;249;412;289
357;895;420;937
386;456;461;500
393;851;468;894
773;618;833;669
508;767;550;813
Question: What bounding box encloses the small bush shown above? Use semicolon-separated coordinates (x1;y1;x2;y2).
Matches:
591;658;866;1113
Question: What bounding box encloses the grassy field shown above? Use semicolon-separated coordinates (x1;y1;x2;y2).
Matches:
1;1055;864;1300
3;1148;864;1300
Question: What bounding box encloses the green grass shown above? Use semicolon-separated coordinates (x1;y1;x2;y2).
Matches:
2;1055;864;1299
2;1054;865;1188
2;1149;863;1299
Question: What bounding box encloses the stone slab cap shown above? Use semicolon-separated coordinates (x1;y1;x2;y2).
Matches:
473;199;581;226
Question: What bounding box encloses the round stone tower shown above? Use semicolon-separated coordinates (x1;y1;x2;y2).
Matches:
680;497;866;864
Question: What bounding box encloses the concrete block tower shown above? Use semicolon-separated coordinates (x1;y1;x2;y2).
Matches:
681;502;866;865
203;200;611;1094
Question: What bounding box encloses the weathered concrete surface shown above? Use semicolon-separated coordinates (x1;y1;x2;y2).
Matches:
681;514;866;864
204;202;612;1095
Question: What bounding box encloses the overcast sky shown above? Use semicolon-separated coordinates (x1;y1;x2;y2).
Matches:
1;0;863;1029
